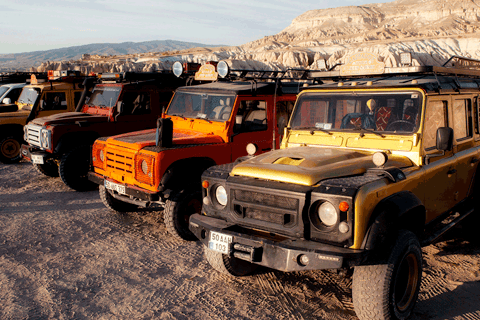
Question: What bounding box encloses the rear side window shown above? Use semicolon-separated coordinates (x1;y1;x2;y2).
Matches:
453;99;472;141
423;100;447;150
42;92;67;110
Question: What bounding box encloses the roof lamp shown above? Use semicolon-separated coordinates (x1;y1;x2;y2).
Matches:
172;61;183;77
217;60;229;78
316;59;327;71
400;53;412;66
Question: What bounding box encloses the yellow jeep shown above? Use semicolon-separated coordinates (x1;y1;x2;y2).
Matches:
190;53;480;320
0;72;85;163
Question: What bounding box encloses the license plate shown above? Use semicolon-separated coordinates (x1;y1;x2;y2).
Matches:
208;231;232;254
104;180;126;195
31;154;44;164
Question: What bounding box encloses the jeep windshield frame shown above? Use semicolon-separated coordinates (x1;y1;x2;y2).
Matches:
166;91;236;123
17;87;40;110
290;90;422;135
0;86;9;99
86;85;122;109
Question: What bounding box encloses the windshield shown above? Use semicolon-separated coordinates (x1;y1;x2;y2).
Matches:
290;91;422;134
0;86;9;99
17;87;40;110
87;86;121;108
166;92;236;122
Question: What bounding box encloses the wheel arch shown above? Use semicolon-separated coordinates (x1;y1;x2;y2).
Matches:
55;131;100;154
0;123;25;138
160;157;217;191
361;191;425;251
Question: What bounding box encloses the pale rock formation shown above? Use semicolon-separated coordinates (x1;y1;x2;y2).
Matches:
32;0;480;73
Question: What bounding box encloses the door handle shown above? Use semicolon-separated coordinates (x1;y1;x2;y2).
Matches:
447;169;457;175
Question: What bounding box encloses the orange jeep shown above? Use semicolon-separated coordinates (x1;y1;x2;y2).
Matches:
88;63;307;240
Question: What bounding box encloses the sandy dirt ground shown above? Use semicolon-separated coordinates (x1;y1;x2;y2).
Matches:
0;160;479;320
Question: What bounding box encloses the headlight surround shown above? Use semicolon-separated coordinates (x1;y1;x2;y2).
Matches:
135;152;155;186
215;185;228;207
317;201;338;227
92;141;106;169
40;129;51;150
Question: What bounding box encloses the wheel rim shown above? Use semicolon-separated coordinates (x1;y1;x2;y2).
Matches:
394;252;419;312
1;138;20;159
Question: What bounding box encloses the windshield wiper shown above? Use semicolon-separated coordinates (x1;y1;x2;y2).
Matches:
295;126;332;135
353;126;385;138
169;114;186;120
195;116;212;124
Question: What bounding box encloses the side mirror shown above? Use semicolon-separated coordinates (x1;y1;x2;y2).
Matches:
436;127;453;151
116;101;123;114
2;98;11;104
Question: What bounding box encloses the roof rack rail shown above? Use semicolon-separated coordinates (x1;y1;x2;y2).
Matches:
97;71;176;83
308;54;480;80
0;72;48;84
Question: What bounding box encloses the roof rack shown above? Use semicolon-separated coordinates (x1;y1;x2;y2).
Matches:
0;72;47;84
173;60;317;84
97;71;178;83
308;54;480;80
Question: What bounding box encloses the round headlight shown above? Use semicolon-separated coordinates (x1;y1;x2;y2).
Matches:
246;143;257;156
99;150;104;162
141;159;148;175
215;185;228;206
318;202;338;227
217;60;229;78
172;61;183;77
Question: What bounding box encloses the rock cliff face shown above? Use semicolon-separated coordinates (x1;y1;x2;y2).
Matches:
33;0;480;73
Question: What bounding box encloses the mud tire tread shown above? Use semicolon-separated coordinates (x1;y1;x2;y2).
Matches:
59;145;97;191
99;185;137;213
352;230;422;320
33;161;59;177
164;190;200;241
204;246;258;277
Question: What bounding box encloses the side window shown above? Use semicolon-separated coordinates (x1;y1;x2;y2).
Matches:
453;99;472;141
121;92;151;115
276;101;294;134
423;100;447;150
6;88;22;102
475;97;479;135
74;91;83;108
42;92;67;110
234;100;267;133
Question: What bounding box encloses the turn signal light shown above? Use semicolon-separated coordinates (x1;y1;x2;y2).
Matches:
339;201;349;212
202;180;210;189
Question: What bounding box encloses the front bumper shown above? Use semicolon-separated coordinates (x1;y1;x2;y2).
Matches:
21;144;53;163
88;172;160;203
189;214;366;272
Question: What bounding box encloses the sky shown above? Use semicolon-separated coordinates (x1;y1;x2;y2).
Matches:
0;0;393;54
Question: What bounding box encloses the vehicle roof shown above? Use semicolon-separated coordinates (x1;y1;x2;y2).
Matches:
304;75;480;94
176;81;304;95
0;83;26;89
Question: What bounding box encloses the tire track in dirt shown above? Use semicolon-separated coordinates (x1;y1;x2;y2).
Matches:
254;272;306;320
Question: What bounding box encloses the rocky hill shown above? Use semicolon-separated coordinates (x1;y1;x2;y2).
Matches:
13;0;480;73
0;40;221;72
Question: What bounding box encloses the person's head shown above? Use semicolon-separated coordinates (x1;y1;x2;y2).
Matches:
366;99;377;112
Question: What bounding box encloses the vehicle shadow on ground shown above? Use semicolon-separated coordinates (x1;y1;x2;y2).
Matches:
414;281;480;319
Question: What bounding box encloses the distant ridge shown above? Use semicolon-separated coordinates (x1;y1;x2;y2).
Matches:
0;40;222;71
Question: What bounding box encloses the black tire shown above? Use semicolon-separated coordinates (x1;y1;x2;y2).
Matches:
33;160;59;177
99;185;137;213
0;135;22;163
204;246;258;277
352;230;422;320
164;189;202;241
59;145;97;191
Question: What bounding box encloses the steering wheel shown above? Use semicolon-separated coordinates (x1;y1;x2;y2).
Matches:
385;120;415;132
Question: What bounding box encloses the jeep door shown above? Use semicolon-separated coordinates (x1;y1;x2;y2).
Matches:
422;97;458;222
230;97;274;160
452;96;480;201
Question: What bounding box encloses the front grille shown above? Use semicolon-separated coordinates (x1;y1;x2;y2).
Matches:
25;124;42;148
235;190;298;210
105;148;135;175
232;189;298;227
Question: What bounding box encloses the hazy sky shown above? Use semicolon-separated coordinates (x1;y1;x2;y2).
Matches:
0;0;393;54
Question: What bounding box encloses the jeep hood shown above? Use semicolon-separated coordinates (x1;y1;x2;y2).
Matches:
30;112;109;126
106;128;224;151
231;147;414;186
